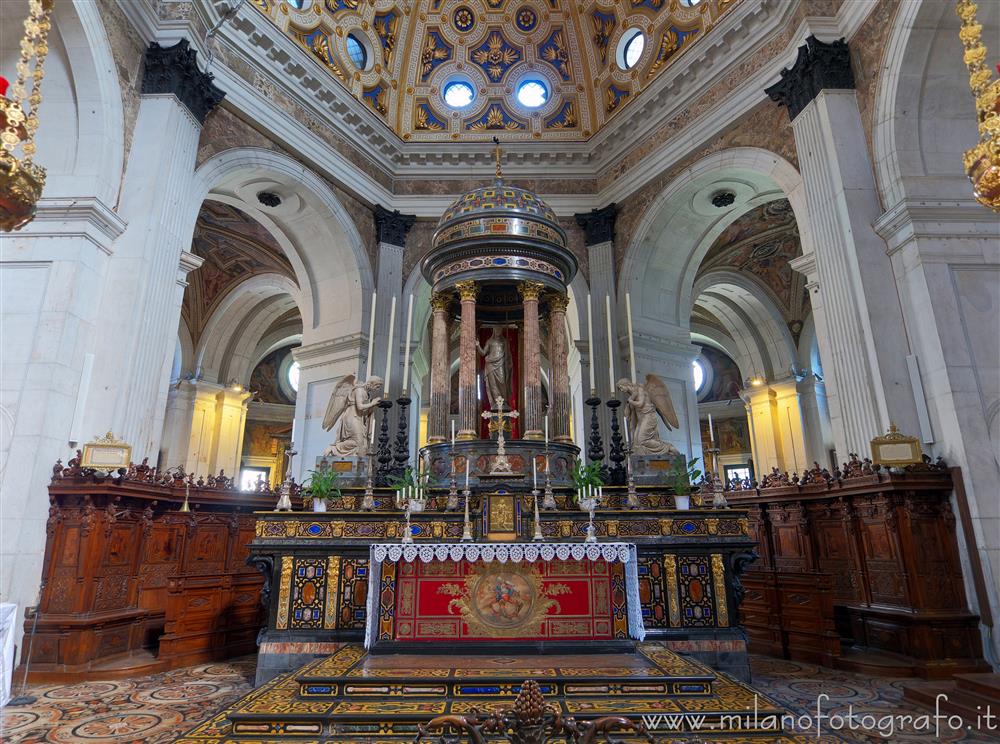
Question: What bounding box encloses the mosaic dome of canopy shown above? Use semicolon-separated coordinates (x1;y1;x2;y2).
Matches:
252;0;738;142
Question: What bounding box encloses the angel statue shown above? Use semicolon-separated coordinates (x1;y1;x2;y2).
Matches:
322;375;384;457
477;325;513;411
618;374;681;457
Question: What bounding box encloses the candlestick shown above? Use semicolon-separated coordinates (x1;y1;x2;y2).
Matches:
365;291;377;380
461;489;473;542
383;295;396;395
586;294;596;393
625;292;637;385
605;294;615;394
532;489;543;542
401;293;414;393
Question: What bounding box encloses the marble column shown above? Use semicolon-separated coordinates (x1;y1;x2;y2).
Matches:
455;280;479;440
547;293;572;442
768;36;919;458
519;281;545;439
427;291;452;443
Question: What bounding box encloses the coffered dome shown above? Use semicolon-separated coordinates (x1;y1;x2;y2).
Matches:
254;0;735;143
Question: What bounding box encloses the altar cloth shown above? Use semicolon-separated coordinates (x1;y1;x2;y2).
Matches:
364;542;645;648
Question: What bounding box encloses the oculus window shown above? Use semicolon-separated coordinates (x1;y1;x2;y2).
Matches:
346;33;368;70
692;359;705;392
516;80;548;108
444;80;475;108
618;28;645;70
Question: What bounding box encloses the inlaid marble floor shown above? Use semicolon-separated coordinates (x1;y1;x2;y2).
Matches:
1;655;995;743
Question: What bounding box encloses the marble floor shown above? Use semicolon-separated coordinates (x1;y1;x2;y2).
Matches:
0;654;995;743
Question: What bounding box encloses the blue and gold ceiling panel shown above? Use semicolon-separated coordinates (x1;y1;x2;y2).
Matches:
255;0;740;142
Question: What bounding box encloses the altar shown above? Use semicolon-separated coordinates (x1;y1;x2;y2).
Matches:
364;542;644;650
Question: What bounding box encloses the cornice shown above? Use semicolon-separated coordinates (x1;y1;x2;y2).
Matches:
19;197;128;254
293;333;366;366
874;199;1000;258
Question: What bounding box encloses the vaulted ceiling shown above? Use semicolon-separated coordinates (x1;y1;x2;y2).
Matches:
252;0;738;142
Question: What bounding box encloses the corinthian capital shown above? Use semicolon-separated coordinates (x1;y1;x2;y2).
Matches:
455;280;478;302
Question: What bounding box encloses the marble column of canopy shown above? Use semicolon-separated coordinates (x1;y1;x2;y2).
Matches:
519;281;545;440
455;280;479;440
547;292;572;443
427;291;452;443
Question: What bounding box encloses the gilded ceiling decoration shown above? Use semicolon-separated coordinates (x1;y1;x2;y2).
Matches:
251;0;738;142
183;201;297;344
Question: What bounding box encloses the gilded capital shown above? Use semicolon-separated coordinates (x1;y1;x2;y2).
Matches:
547;292;570;313
517;280;545;302
455;280;478;302
430;291;452;312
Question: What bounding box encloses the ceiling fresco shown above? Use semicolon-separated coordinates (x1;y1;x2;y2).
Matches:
250;0;739;142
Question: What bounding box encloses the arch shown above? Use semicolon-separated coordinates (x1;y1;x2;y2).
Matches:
620;148;812;336
872;0;996;208
188;148;375;340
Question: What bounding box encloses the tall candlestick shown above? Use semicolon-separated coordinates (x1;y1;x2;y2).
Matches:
383;295;397;395
708;413;715;444
605;294;615;394
625;292;637;385
401;293;414;393
586;294;596;393
365;291;377;380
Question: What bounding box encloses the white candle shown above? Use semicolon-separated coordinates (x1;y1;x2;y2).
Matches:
383;295;397;395
586;294;596;393
708;413;715;444
544;414;549;445
623;417;630;444
533;457;537;489
370;416;376;444
625;292;637;385
451;419;456;447
465;459;470;489
605;294;615;394
365;291;377;380
401;294;414;394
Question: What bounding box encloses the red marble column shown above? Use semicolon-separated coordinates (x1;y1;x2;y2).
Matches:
548;292;572;442
520;281;544;440
455;280;479;440
427;291;452;443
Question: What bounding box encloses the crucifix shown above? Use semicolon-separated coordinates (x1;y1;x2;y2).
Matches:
482;396;519;475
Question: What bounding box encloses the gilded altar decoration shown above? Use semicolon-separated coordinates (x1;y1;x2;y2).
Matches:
80;432;132;471
438;563;570;637
956;0;1000;211
1;0;53;232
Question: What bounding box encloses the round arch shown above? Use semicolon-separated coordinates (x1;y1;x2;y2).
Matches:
188;148;375;340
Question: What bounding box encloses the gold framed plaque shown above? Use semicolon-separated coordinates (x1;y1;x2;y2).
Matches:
80;431;132;471
870;424;922;466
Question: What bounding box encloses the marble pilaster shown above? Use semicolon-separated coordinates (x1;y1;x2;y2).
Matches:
519;281;545;439
548;293;572;442
455;281;479;440
372;206;414;400
427;291;452;443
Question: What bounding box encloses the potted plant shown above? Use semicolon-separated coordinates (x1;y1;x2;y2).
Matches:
305;467;341;512
667;457;702;510
571;461;604;511
389;467;424;511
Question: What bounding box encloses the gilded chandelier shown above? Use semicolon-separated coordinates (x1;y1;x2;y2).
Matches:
957;0;1000;212
0;0;53;232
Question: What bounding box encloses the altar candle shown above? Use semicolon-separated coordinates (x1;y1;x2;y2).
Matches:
383;295;397;396
605;295;616;394
365;291;377;380
401;293;414;394
465;459;470;489
533;457;537;489
451;419;456;447
708;413;715;444
623;417;630;445
586;294;596;393
625;292;637;385
544;414;549;445
370;416;376;444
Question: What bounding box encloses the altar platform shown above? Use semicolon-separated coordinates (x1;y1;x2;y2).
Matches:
177;642;802;743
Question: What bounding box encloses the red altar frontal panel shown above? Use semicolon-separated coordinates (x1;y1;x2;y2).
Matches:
392;558;628;642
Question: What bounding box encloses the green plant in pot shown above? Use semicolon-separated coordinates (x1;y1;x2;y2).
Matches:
571;461;604;508
667;457;701;510
305;467;341;512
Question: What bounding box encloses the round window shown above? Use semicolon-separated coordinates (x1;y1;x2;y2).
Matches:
287;360;300;393
692;359;705;392
617;28;645;70
516;79;548;108
287;0;311;9
680;0;704;6
443;80;475;108
346;33;368;70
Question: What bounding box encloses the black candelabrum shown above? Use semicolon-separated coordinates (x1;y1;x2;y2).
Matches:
375;398;394;486
605;398;627;486
392;395;411;479
585;393;605;466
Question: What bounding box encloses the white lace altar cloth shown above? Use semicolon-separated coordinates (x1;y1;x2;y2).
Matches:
364;542;645;649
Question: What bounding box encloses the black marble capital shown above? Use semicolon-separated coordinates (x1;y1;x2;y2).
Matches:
141;40;225;124
374;205;416;247
574;204;618;246
765;36;854;122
